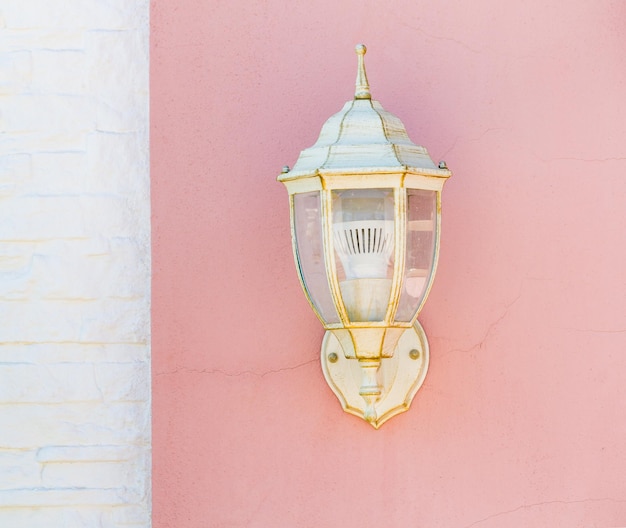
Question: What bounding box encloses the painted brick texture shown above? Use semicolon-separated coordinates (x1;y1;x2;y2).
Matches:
0;1;150;526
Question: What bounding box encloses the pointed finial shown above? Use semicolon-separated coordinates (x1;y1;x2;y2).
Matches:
354;44;371;100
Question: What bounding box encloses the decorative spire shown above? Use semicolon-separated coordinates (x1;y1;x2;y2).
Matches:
354;44;371;100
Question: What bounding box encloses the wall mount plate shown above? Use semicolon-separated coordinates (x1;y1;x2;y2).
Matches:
321;321;429;429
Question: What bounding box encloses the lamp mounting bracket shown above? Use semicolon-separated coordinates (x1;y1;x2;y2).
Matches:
321;321;429;429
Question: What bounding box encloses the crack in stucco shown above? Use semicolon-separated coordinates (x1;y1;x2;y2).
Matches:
471;127;509;144
155;358;317;379
439;136;459;160
567;328;626;334
537;156;626;163
441;286;523;357
246;489;272;524
462;497;626;527
440;128;508;159
443;135;626;167
396;22;482;53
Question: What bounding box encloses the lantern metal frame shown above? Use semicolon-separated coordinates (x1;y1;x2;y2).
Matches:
278;45;451;428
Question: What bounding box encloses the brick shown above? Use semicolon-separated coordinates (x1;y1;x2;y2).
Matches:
0;253;30;276
37;444;142;462
0;29;86;52
0;195;142;240
0;508;107;528
94;361;151;402
0;154;32;185
106;237;151;299
30;152;86;193
0;402;150;448
96;92;148;133
77;298;150;343
0;364;102;403
0;0;147;30
0;343;149;364
86;132;149;194
0;488;130;507
0;51;32;95
31;50;87;94
0;239;107;264
0;130;87;155
110;504;151;526
86;30;148;96
0;298;148;343
0;94;95;132
0;154;31;202
0;243;148;301
0;450;41;490
42;459;147;490
0;505;150;528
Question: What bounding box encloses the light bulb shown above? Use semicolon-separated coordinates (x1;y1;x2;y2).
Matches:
333;219;394;279
332;189;395;321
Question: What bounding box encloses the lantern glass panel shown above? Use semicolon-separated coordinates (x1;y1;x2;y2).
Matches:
395;189;437;322
293;192;340;324
331;189;395;322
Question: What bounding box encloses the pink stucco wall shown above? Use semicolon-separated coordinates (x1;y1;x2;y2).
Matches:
151;1;626;526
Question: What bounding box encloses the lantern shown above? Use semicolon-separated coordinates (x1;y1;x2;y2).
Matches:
278;45;451;428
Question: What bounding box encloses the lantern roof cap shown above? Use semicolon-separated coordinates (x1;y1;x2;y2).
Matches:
279;45;451;182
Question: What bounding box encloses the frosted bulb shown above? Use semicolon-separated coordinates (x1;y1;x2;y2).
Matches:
334;220;394;279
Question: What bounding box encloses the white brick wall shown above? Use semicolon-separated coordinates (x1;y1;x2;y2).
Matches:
0;1;150;526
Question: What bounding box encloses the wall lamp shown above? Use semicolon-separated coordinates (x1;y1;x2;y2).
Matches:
278;45;451;428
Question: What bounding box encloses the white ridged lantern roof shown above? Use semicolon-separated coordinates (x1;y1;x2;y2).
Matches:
279;44;451;182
